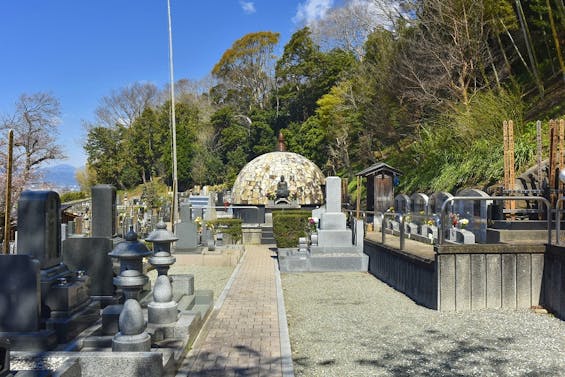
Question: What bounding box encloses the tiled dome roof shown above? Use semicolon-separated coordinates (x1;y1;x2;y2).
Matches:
231;151;325;205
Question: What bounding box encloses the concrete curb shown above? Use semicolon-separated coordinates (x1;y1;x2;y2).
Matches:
274;253;295;377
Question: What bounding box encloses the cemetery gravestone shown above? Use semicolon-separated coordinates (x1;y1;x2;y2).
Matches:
175;202;199;250
455;188;490;243
91;184;117;238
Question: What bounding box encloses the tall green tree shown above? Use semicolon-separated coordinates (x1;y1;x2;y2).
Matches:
84;125;139;189
159;101;201;190
127;107;168;183
212;31;280;112
275;28;356;124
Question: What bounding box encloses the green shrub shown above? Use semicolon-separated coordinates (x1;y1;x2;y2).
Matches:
208;218;243;244
60;191;88;203
272;210;311;248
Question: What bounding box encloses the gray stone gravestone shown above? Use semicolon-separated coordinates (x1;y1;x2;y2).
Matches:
91;184;117;238
410;193;429;216
62;237;115;301
454;188;490;243
17;191;61;269
430;191;453;215
394;194;411;214
175;202;199;250
2;191;98;349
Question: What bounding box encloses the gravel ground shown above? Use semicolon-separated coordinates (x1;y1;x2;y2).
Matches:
147;262;235;299
282;271;565;377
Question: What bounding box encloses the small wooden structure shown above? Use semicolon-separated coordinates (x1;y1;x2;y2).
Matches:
357;163;402;214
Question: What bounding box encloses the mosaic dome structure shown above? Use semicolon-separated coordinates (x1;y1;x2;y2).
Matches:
231;151;325;205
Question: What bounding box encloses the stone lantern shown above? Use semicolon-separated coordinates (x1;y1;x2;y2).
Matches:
109;227;152;274
103;228;151;336
146;220;178;276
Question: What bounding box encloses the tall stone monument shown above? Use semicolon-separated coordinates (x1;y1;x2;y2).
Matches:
91;184;117;238
316;177;356;249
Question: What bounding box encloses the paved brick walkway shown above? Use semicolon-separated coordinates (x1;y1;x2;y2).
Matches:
180;245;288;377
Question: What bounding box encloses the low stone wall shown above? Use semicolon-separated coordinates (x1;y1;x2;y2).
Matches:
364;239;545;311
364;240;436;309
436;244;544;311
541;245;565;318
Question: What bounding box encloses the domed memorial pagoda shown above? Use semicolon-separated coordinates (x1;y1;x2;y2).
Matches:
231;133;325;222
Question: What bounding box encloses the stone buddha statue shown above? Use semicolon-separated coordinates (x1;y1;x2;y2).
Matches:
276;176;289;199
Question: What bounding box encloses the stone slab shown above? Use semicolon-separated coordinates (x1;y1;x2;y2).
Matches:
317;229;353;247
62;237;114;297
486;254;502;308
12;352;166;377
320;212;346;230
277;250;368;272
0;255;41;333
170;274;194;299
309;245;363;254
455;254;471;311
470;254;486;309
516;254;532;308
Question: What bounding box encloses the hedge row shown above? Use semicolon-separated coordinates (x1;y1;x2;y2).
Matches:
208;218;243;244
272;210;311;248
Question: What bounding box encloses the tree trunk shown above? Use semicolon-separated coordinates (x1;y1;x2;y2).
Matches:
547;0;565;83
515;0;544;97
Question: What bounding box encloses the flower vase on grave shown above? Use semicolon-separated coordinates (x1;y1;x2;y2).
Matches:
449;227;457;242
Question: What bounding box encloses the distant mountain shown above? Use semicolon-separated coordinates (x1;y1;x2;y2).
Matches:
38;164;79;188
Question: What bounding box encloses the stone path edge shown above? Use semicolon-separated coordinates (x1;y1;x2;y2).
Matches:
274;254;295;377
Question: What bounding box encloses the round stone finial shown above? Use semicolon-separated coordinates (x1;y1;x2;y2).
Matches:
119;299;145;335
153;275;173;303
125;226;138;241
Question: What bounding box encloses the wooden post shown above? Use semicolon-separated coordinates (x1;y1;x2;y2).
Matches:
537;120;542;189
503;120;516;218
560;119;565;193
3;130;13;255
356;175;361;220
537;120;544;219
549;120;558;207
503;120;509;191
508;121;516;218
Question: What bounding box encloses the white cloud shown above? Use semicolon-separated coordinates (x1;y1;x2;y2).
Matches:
293;0;334;25
240;1;256;14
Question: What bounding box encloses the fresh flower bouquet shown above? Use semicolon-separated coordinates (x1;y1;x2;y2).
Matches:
459;218;469;229
307;217;318;233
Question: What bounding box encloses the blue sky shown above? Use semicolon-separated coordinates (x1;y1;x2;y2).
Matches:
0;0;337;168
